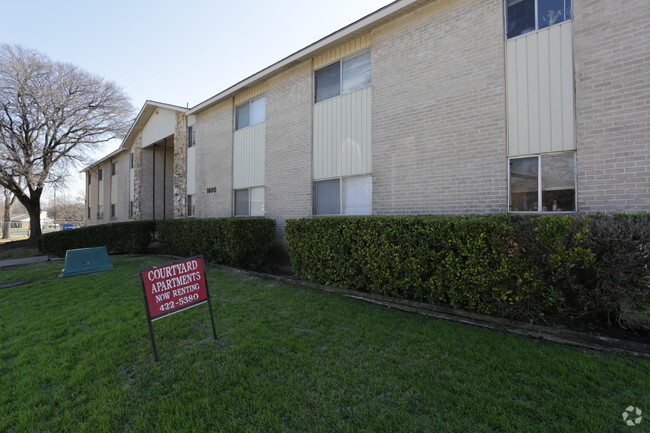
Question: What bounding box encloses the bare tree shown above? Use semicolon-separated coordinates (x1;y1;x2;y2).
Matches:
0;44;133;241
1;186;15;239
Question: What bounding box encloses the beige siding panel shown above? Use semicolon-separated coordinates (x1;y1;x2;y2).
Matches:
506;41;519;156
233;122;265;189
538;30;551;152
506;21;575;156
234;82;268;105
548;25;563;152
561;23;575;151
313;33;371;69
141;107;176;148
187;146;196;195
515;38;529;155
98;179;104;206
526;36;539;153
313;87;372;179
110;175;117;204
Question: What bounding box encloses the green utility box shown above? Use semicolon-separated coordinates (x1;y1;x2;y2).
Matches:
59;246;114;277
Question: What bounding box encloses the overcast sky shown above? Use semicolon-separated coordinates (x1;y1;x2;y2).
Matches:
0;0;394;200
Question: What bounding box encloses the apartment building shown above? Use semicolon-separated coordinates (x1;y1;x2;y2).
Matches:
84;0;650;240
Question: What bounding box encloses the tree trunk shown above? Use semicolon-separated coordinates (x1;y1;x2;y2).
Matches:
2;202;9;239
27;200;42;241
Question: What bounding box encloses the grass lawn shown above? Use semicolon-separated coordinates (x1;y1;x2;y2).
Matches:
1;256;648;433
0;245;41;260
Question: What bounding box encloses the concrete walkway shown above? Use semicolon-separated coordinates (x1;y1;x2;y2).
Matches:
0;255;50;268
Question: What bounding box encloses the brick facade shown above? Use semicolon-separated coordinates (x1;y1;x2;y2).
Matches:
372;0;507;215
573;0;650;212
86;0;649;234
265;61;314;241
195;100;234;218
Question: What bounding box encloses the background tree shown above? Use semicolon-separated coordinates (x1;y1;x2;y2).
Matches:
1;186;15;239
0;44;133;241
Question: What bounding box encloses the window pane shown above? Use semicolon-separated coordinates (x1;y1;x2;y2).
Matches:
313;179;341;215
542;152;575;211
187;125;195;147
506;0;535;38
342;51;371;94
538;0;571;30
510;157;538;211
236;103;249;130
249;96;266;126
315;62;341;103
250;187;264;216
235;189;250;216
187;195;193;216
343;175;372;215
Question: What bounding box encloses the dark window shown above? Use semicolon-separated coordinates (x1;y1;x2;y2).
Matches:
111;162;117;176
509;152;576;212
313;179;341;215
110;204;116;218
315;51;371;103
506;0;572;39
187;195;194;217
188;126;196;147
98;168;103;181
235;189;250;216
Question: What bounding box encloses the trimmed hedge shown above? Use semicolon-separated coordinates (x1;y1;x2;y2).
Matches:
286;214;649;327
156;218;275;268
38;220;156;257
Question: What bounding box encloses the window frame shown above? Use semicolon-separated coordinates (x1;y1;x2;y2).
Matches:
314;49;372;104
187;194;194;217
504;0;573;40
312;174;373;216
235;95;266;131
187;125;195;148
508;151;577;214
234;187;264;217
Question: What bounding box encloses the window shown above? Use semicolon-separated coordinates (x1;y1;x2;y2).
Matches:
506;0;573;39
88;174;91;185
88;207;91;219
188;125;196;147
187;195;194;217
110;204;116;218
128;201;134;218
130;153;134;169
98;168;103;181
315;50;371;103
235;96;265;130
111;162;117;176
234;187;264;216
98;205;104;219
509;152;576;212
313;175;372;216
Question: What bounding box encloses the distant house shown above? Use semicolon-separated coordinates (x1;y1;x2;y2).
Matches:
10;211;52;229
84;0;650;245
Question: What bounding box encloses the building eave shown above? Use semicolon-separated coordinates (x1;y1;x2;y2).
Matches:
188;0;431;115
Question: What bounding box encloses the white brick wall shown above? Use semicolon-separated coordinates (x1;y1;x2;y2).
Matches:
265;61;314;242
194;100;234;218
573;0;650;213
371;0;508;215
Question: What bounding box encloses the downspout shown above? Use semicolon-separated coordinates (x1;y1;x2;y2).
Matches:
152;144;156;221
163;138;167;220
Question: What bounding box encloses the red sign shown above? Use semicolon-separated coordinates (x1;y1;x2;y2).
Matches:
140;257;209;320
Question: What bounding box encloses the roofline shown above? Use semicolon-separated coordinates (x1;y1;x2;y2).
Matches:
117;99;189;152
81;148;129;172
188;0;428;114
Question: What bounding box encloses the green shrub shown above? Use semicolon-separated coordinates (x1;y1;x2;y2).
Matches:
156;218;275;268
286;214;648;326
38;220;156;257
